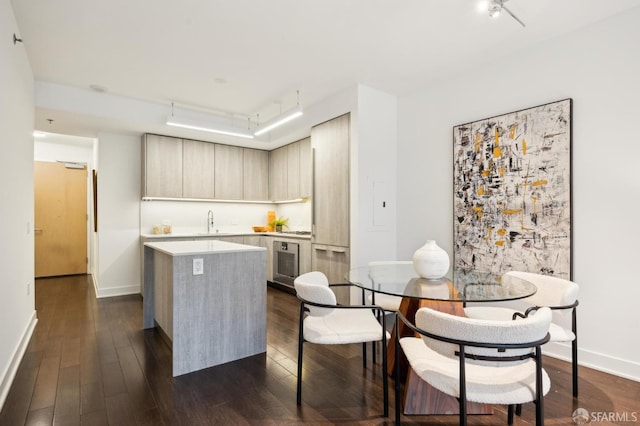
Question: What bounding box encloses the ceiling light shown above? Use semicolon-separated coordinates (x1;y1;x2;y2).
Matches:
486;0;526;27
254;105;303;137
166;102;254;139
167;116;254;139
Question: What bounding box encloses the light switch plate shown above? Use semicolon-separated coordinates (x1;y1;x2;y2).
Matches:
193;258;204;275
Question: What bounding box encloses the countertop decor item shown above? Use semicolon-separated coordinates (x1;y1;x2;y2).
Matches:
267;210;276;232
412;240;450;280
269;216;289;233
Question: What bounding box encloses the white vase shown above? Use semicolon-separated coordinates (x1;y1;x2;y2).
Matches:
412;240;450;280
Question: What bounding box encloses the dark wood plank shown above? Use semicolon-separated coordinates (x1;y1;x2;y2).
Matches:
53;365;80;425
0;275;638;426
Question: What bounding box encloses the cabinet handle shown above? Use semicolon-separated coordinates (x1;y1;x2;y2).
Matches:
313;245;346;253
34;228;43;233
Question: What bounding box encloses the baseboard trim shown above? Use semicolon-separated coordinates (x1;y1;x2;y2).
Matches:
95;284;141;298
0;310;38;411
544;342;640;382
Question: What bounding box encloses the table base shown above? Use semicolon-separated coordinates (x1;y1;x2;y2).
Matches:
388;290;493;416
403;368;493;415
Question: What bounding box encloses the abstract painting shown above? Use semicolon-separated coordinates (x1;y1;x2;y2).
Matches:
453;99;572;279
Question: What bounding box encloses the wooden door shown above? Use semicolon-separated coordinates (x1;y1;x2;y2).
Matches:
34;161;88;277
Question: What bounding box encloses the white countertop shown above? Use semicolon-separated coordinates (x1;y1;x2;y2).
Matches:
144;239;266;256
141;231;311;240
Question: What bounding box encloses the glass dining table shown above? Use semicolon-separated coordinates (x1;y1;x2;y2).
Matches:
346;263;538;416
346;263;537;304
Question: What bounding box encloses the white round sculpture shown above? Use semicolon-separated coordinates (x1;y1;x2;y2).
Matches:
412;240;450;280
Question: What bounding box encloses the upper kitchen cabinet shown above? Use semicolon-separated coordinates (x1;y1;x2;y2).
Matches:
311;114;350;247
243;148;269;201
287;141;300;198
143;134;183;198
269;146;288;201
182;139;215;199
298;137;311;198
214;144;244;200
269;138;311;202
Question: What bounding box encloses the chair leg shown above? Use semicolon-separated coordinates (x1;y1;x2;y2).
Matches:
572;338;579;397
516;404;522;416
535;346;544;426
362;342;367;368
373;340;377;365
382;314;388;418
508;405;514;425
394;322;401;425
297;303;305;405
572;307;579;398
458;345;467;426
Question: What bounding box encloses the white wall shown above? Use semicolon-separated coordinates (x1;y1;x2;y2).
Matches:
397;9;640;380
353;85;398;266
96;132;141;297
0;0;37;410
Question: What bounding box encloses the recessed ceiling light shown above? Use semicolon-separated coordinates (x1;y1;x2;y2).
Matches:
214;78;227;84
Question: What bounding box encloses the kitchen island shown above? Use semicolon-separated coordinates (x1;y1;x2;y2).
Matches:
143;240;267;376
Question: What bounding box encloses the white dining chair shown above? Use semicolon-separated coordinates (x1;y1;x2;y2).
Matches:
294;271;390;418
366;261;413;312
464;271;580;397
395;306;552;425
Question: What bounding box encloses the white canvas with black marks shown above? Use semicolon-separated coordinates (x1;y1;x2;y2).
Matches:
453;99;572;279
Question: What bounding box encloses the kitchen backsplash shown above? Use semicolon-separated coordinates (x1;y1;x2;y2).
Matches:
140;200;311;235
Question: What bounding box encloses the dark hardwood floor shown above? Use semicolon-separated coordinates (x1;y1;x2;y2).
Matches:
1;275;637;425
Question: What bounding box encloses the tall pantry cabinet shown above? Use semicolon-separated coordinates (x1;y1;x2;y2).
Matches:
311;113;350;304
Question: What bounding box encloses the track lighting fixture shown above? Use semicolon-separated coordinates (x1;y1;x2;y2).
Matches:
485;0;526;27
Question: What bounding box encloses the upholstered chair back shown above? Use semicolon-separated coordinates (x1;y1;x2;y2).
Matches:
415;306;552;364
503;271;578;307
503;270;579;327
294;271;336;316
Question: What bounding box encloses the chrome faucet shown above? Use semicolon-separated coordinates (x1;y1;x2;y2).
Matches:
207;210;214;233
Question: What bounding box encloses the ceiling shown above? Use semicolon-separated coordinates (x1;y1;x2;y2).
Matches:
11;0;640;145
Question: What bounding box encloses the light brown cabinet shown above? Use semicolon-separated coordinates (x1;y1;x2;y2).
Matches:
142;133;310;203
311;113;350;247
182;139;215;199
214;144;244;200
311;244;350;305
269;146;288;201
298;137;311;198
243;148;269;201
287;141;300;198
143;134;183;198
310;114;350;304
269;138;311;201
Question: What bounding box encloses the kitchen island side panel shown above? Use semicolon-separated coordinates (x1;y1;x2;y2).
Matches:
171;250;267;376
